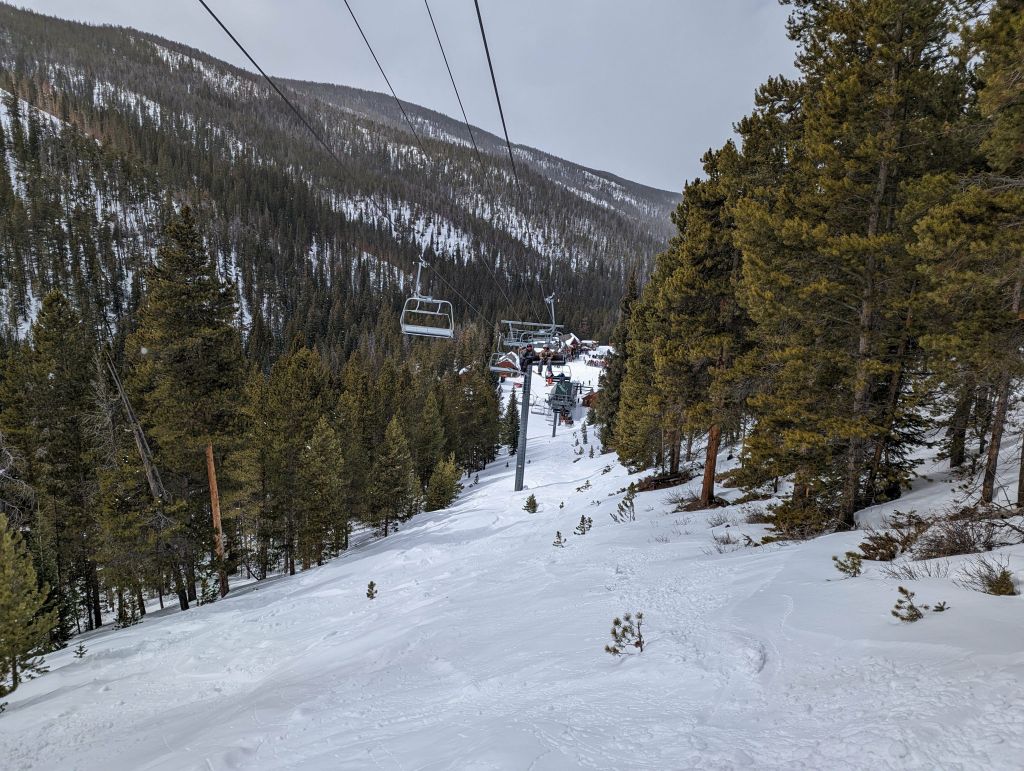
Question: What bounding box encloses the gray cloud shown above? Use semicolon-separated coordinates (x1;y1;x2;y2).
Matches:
16;0;797;192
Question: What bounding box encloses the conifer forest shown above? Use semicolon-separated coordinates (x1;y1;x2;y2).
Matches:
1;1;1023;768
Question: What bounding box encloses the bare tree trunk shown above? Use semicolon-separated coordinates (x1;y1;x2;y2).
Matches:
684;430;695;463
866;304;914;502
983;257;1024;503
983;371;1012;503
205;442;229;597
135;585;146;617
947;375;975;469
187;562;198;602
173;563;189;610
1016;432;1024;508
89;566;102;629
700;423;722;508
668;428;681;476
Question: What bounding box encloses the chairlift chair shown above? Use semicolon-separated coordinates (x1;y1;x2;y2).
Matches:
548;377;576;413
400;258;455;339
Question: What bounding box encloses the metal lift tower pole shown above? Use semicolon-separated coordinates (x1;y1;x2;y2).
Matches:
514;370;532;491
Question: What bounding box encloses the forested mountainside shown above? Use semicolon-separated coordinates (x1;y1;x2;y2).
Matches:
597;0;1024;537
0;4;676;354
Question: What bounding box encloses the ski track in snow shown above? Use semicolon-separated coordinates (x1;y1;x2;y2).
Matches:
2;363;1023;770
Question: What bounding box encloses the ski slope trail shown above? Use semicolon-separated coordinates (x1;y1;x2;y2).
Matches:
2;364;1023;770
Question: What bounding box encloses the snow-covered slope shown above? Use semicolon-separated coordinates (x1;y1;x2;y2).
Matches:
2;363;1023;770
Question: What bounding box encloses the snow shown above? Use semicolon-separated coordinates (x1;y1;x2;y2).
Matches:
2;362;1023;769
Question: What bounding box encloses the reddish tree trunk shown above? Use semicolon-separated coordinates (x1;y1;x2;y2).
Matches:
205;442;229;597
700;423;722;508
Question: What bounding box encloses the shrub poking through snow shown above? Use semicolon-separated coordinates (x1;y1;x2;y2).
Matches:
832;551;863;578
73;643;87;659
366;581;378;600
589;446;595;458
575;480;592;492
574;515;593;535
523;494;539;513
859;530;902;561
890;586;948;622
891;586;925;622
611;484;637;523
913;510;996;560
859;512;930;561
955;555;1018;596
605;612;645;655
553;531;567;548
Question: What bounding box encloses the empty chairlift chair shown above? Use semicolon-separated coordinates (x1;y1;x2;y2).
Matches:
400;259;455;339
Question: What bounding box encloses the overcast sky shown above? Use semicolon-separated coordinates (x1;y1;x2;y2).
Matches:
18;0;797;192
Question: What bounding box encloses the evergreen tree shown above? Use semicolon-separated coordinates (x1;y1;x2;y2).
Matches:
424;453;463;511
23;291;100;638
411;388;446;488
368;416;418;536
596;273;638;448
296;416;348;566
129;206;244;594
248;346;329;574
732;0;974;532
502;389;520;455
0;513;57;697
912;0;1024;505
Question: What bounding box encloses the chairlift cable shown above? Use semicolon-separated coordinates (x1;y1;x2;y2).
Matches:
473;0;519;188
342;0;429;157
423;0;482;164
194;0;398;230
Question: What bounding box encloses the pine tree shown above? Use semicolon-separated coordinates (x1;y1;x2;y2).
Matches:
596;273;638;448
24;291;101;637
249;346;328;574
368;416;418;536
0;513;57;697
424;453;463;511
502;389;520;455
732;0;973;532
612;290;665;471
296;416;348;566
411;388;446;488
129;206;244;595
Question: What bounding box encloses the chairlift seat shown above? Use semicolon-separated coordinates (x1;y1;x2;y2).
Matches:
401;296;455;339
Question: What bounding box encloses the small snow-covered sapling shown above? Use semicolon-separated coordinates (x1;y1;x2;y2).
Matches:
605;611;644;655
574;515;593;535
74;643;87;659
553;531;567;548
891;586;923;622
366;580;378;600
611;484;637;523
832;551;863;578
523;494;539;513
